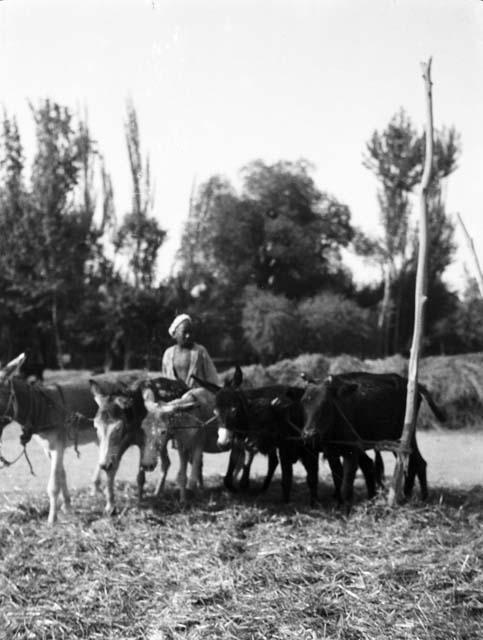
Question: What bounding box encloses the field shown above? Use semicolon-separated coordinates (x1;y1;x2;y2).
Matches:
1;423;482;639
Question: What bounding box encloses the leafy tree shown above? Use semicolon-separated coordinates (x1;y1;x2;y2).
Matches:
241;160;354;297
242;286;301;364
27;101;102;366
115;99;165;288
179;160;354;301
0;112;34;360
298;292;377;357
177;160;356;359
361;109;460;354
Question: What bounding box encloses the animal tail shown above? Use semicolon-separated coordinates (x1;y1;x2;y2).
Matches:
418;384;447;422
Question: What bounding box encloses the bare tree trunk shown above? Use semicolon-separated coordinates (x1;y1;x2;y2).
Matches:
389;58;433;505
457;213;483;298
378;262;393;356
51;291;64;369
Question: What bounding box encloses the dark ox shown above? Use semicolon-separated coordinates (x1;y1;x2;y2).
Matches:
301;371;446;511
193;367;309;499
196;367;383;505
89;375;188;513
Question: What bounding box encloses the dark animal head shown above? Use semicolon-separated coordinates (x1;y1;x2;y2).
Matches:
301;376;361;442
214;387;249;447
191;364;245;447
90;379;147;472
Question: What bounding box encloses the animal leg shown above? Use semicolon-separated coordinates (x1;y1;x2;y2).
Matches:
198;455;204;489
188;446;203;492
374;450;385;488
279;450;293;503
91;464;102;496
259;448;278;493
223;445;243;492
326;452;343;503
136;465;146;501
404;441;428;500
302;450;319;506
104;466;118;515
176;449;188;503
154;446;171;497
358;450;376;499
59;462;71;512
46;444;63;525
341;451;359;515
240;448;256;490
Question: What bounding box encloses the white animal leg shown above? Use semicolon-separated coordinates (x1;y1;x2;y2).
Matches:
59;462;71;512
91;464;102;496
104;467;117;515
154;446;170;497
46;443;63;525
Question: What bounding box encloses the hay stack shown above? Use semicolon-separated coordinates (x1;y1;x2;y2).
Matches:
221;354;330;388
419;353;483;429
329;354;366;375
364;354;408;377
268;353;330;386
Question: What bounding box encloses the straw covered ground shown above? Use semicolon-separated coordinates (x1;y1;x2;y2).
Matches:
1;479;482;640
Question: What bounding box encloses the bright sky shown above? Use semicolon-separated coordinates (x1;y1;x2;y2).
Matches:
1;0;482;292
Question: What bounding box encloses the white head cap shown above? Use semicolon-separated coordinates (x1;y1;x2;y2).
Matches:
168;314;192;338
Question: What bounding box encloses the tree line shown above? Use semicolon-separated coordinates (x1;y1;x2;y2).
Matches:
0;100;481;371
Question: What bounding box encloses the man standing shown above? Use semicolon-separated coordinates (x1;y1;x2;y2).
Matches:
162;314;220;387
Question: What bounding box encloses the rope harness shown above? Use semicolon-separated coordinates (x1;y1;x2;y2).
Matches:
0;379;94;473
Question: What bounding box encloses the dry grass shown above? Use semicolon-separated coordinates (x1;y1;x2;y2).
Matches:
1;479;482;640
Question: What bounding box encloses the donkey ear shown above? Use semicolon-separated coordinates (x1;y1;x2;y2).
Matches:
190;374;221;394
89;379;108;406
232;365;243;388
142;388;156;403
0;353;26;383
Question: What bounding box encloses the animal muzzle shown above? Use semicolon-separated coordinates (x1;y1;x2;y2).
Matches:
100;456;117;472
217;427;233;448
141;447;158;472
302;419;317;441
98;443;121;473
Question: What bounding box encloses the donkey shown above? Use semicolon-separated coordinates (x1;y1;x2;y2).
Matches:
89;375;188;511
139;385;246;502
0;354;98;524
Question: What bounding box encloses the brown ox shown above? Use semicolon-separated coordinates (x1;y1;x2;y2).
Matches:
140;387;231;502
0;354;98;524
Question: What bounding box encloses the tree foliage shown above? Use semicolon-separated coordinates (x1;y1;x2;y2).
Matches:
298;292;377;357
360;109;460;355
0;99;471;370
242;286;301;363
115;99;165;288
179;160;354;301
